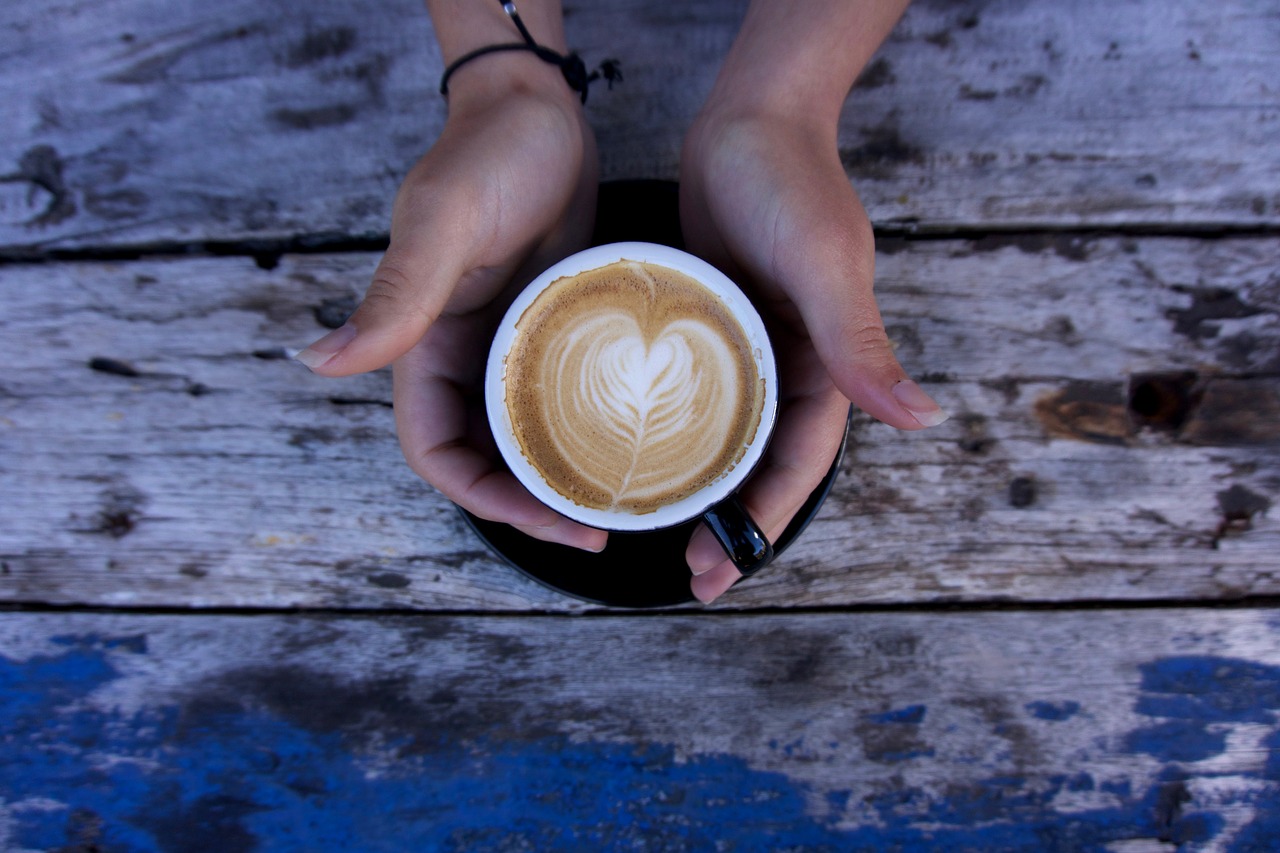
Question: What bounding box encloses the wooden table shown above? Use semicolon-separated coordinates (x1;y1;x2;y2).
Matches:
2;0;1278;848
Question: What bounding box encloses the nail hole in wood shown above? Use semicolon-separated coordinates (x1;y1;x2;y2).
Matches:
1129;372;1199;431
1009;476;1037;508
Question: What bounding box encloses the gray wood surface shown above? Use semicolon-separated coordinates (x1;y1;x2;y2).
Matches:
2;0;1277;253
3;609;1279;849
3;236;1275;610
4;0;1280;845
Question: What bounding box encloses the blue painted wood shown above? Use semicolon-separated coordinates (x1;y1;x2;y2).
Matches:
3;612;1279;851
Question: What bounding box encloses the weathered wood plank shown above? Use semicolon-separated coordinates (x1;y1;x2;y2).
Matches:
1;237;1275;609
2;609;1279;849
1;0;1277;252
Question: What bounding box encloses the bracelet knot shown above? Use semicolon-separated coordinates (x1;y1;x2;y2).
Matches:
439;0;621;105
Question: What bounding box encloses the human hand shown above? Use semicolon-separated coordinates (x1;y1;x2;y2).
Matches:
679;107;947;603
296;77;607;552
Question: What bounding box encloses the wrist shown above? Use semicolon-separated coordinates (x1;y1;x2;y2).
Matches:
682;106;835;196
697;0;910;130
696;82;838;141
429;0;582;111
697;47;850;137
444;51;582;113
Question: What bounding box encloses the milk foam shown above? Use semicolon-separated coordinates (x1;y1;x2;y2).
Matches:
505;261;763;513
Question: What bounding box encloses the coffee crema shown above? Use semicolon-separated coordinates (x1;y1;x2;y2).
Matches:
504;260;765;514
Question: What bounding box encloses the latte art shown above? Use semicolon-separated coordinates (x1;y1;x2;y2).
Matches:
505;260;765;514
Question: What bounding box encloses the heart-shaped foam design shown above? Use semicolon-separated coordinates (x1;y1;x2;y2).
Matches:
594;322;697;452
505;261;763;513
567;313;729;504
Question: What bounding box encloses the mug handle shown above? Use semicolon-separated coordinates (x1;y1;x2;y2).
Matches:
702;494;773;579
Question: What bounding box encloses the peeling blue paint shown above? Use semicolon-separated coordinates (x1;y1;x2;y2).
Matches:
0;645;850;852
1230;727;1280;852
1101;778;1132;798
868;704;927;724
1135;656;1280;724
1126;657;1280;764
1026;700;1081;721
1125;719;1228;762
1061;772;1094;792
3;638;1279;851
1129;656;1280;850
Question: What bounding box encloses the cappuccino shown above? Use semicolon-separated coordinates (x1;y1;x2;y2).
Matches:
503;260;765;514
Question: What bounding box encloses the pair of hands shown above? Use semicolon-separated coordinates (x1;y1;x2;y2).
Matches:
298;80;946;604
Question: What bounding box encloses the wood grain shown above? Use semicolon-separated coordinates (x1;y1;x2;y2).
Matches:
2;236;1275;610
3;609;1279;849
1;0;1277;252
5;0;1278;842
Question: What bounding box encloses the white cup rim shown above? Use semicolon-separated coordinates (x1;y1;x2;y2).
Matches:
484;242;778;531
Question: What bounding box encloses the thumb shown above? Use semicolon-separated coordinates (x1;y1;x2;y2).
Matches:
809;296;949;431
295;240;462;377
786;230;948;431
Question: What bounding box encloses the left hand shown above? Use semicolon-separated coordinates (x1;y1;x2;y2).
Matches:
679;107;948;603
297;80;607;551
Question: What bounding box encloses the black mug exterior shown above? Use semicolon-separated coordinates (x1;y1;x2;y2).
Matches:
702;494;773;579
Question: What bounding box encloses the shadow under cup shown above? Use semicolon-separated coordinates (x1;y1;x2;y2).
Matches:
459;181;848;608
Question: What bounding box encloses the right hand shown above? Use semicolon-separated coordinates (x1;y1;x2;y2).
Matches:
678;107;948;603
296;78;607;551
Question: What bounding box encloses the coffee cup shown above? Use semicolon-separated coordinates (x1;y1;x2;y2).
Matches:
485;242;779;576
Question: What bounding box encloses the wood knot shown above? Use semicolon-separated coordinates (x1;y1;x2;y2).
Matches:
1213;485;1271;547
1035;381;1134;445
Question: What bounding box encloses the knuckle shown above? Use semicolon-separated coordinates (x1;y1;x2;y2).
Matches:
362;256;442;327
840;318;898;367
366;252;415;300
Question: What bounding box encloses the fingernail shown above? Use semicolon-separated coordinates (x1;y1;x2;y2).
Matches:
296;323;357;371
892;380;950;427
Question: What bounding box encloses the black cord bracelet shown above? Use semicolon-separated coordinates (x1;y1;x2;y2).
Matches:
439;0;620;104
